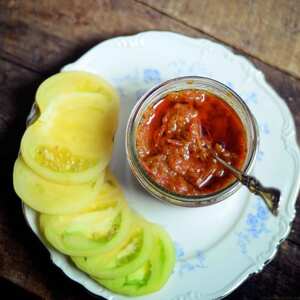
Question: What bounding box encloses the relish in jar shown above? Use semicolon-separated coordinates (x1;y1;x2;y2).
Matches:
136;89;247;196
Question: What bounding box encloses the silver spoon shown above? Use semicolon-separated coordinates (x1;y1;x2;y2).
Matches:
212;152;280;216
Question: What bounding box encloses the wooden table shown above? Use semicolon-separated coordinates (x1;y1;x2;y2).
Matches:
1;1;300;299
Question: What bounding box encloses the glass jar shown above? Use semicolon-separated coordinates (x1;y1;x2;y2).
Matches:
126;76;259;207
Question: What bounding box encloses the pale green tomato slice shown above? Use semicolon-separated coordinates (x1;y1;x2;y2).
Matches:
39;200;132;256
84;169;124;211
21;92;118;185
94;223;176;296
35;71;119;112
72;216;154;279
13;157;104;215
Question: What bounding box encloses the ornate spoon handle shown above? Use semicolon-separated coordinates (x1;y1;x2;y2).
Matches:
240;175;280;216
213;155;280;216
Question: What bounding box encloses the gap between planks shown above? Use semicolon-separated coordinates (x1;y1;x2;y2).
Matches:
0;54;43;75
134;0;300;81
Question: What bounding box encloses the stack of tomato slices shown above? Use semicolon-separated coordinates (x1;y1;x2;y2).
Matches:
13;71;175;296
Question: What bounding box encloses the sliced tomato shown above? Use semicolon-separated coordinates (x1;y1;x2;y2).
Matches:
94;224;175;296
21;92;118;185
72;216;154;279
84;169;124;211
13;157;104;215
35;71;119;112
39;198;132;256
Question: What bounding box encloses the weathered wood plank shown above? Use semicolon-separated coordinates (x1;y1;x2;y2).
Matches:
0;278;40;300
0;59;40;144
0;0;201;72
289;199;300;245
249;54;300;145
0;0;200;42
0;18;78;74
140;0;300;79
228;240;300;299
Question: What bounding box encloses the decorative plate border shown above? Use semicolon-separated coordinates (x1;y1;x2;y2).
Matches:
22;31;300;300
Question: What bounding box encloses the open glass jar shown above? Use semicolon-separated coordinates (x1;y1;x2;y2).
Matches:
126;76;259;207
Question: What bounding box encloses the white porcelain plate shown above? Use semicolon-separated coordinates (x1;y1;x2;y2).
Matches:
23;31;300;300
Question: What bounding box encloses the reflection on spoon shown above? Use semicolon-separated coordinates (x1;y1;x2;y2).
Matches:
210;149;280;216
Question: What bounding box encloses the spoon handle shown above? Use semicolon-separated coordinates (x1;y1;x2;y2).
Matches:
214;155;280;216
240;175;280;216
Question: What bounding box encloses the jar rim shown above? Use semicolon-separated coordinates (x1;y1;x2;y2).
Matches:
126;76;259;207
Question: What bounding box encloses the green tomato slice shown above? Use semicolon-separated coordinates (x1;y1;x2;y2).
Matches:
72;216;154;279
39;198;132;256
21;92;119;185
13;157;104;215
84;169;123;211
94;224;176;296
35;71;119;113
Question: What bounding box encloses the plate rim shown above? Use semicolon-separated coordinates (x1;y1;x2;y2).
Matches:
21;30;300;300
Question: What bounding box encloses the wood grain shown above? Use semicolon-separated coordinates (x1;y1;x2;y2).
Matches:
0;59;40;143
0;0;300;299
228;240;300;300
0;0;201;72
140;0;300;79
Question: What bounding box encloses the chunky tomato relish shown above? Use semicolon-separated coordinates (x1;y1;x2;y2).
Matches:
136;89;247;196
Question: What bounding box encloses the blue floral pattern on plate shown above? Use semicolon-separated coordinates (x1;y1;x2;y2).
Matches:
243;91;258;105
175;243;207;276
237;198;270;255
143;68;161;84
